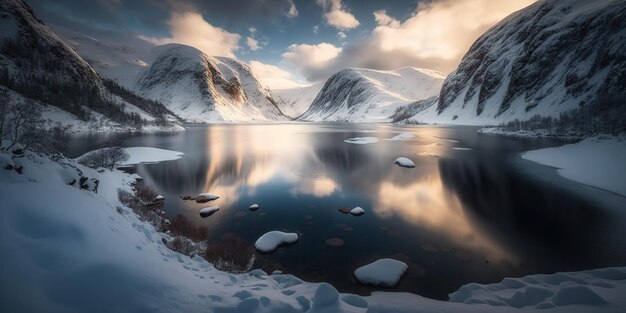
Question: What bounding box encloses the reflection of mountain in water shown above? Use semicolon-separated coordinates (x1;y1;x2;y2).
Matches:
438;154;624;268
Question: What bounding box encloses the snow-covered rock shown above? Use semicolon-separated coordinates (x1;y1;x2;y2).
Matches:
354;258;408;287
154;194;165;201
249;203;260;211
196;193;219;203
135;44;287;123
426;0;626;125
349;207;365;216
522;136;626;197
300;67;445;122
255;231;298;253
199;206;219;218
344;137;378;145
272;82;323;118
394;157;416;168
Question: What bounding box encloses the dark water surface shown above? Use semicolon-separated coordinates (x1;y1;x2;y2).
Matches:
68;124;626;300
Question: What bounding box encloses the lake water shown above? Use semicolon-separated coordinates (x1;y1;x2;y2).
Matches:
68;124;626;300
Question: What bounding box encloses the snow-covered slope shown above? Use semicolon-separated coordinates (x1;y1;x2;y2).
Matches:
272;82;323;119
0;0;180;131
426;0;626;125
135;44;287;123
2;146;626;312
56;26;149;89
299;67;445;122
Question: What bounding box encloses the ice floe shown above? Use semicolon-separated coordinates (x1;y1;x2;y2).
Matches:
344;137;379;145
255;231;298;253
354;258;408;287
394;157;416;168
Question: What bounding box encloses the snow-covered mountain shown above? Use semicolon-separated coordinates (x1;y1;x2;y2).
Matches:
299;67;445;122
272;82;323;119
135;44;287;123
56;26;149;89
424;0;626;125
0;0;180;131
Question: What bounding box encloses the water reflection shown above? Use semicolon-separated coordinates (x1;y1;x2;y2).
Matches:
68;124;626;300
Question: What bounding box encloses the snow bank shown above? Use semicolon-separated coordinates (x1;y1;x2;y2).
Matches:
394;157;416;168
344;137;379;145
255;231;298;253
354;258;408;287
121;147;184;165
522;136;626;197
199;206;219;218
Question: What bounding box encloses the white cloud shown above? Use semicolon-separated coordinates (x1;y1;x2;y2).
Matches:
248;60;303;89
246;37;260;51
316;0;360;30
282;42;342;82
287;0;298;18
138;11;240;57
313;25;319;34
373;10;400;28
248;27;257;34
284;0;535;81
337;31;347;40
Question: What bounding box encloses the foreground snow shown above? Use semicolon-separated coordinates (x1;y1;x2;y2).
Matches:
2;148;626;313
522;136;626;197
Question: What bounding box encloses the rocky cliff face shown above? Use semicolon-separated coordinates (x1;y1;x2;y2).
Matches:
436;0;626;122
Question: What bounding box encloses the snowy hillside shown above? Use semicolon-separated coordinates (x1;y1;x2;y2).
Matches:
272;82;323;119
425;0;626;125
0;0;181;131
56;27;149;89
135;44;287;123
2;146;626;312
299;67;445;122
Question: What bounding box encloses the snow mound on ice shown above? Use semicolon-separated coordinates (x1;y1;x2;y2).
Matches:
394;157;416;168
255;231;298;253
354;258;408;287
199;206;219;218
344;137;378;145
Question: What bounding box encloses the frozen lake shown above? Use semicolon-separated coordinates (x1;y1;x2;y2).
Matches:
68;124;626;300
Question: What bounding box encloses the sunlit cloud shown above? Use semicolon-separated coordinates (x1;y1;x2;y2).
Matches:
248;60;303;89
336;31;347;40
284;0;535;81
286;0;298;18
138;11;240;57
246;37;260;51
281;42;342;82
316;0;360;30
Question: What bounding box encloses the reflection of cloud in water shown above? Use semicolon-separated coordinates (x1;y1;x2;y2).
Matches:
372;171;515;263
289;176;339;197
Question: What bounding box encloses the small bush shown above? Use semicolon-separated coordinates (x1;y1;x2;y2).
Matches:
168;214;207;242
166;236;196;256
80;146;129;170
204;235;255;273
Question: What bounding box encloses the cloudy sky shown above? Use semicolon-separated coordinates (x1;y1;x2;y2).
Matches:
26;0;536;89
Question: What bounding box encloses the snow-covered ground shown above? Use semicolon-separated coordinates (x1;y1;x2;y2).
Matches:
2;147;626;312
522;136;626;197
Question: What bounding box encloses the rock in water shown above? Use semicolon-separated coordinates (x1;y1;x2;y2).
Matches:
255;231;298;253
199;206;219;218
394;157;415;168
354;258;408;287
350;207;365;216
196;193;219;203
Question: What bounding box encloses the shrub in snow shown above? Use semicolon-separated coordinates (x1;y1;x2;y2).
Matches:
255;231;298;253
167;214;207;241
393;157;416;168
204;235;255;273
79;146;129;170
166;236;196;256
312;283;339;309
354;258;408;287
